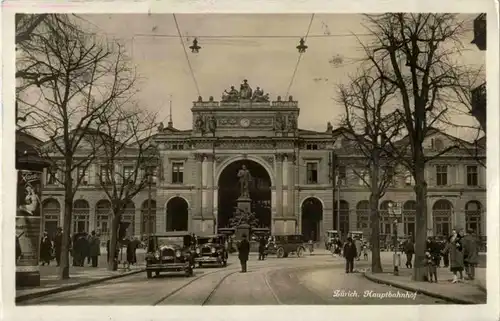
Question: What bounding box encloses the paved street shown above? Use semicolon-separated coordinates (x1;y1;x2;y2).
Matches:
19;253;447;305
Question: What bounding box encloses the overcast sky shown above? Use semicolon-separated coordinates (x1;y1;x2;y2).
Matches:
77;13;484;139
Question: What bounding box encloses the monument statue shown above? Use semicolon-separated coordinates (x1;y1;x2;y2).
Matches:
252;87;270;102
195;115;205;131
237;165;252;199
274;113;286;131
288;114;297;130
222;86;239;102
239;79;253;99
157;122;164;132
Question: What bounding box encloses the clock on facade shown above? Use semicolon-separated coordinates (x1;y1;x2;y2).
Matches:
240;118;250;127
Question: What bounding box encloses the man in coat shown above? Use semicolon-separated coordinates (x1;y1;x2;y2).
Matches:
258;236;267;261
462;229;479;280
89;231;101;268
237;234;250;273
403;238;415;268
54;227;63;267
343;237;358;273
39;231;52;266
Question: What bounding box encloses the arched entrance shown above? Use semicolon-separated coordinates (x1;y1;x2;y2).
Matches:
433;199;452;236
42;199;60;239
333;200;349;234
73;199;90;234
356;201;370;236
166;197;189;231
96;199;111;241
141;199;157;236
301;197;323;241
465;201;482;235
403;201;416;237
217;159;272;230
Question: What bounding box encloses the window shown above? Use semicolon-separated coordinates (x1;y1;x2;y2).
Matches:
306;162;318;184
436;165;448;186
100;165;112;184
172;162;184;184
404;172;415;186
77;166;89;185
306;144;318;150
467;165;478;186
172;144;184;150
46;169;57;185
337;165;346;185
122;165;134;184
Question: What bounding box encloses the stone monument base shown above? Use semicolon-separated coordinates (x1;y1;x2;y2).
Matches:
235;223;251;241
236;197;252;213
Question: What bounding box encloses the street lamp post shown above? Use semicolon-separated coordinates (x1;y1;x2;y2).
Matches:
388;201;401;276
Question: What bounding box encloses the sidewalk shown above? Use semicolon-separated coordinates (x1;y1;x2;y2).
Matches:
364;252;487;304
16;252;146;303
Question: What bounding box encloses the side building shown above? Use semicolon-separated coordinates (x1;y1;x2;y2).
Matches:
39;83;487;244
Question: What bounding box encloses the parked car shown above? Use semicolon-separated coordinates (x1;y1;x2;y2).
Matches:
267;235;306;258
325;230;341;250
145;232;195;278
194;234;228;267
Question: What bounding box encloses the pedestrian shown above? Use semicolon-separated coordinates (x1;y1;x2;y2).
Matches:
258;236;266;261
443;229;465;283
343;237;357;273
354;237;363;261
441;235;450;267
237;234;250;273
462;229;479;280
423;250;438;283
89;230;101;268
85;232;91;265
54;227;63;267
39;231;52;266
404;238;415;268
362;242;369;260
126;237;137;269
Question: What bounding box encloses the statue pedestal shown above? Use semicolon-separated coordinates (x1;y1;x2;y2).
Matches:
236;197;252;214
235;224;251;241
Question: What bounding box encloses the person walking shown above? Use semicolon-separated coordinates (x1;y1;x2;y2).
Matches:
444;230;465;283
258;236;266;261
88;231;101;268
126;237;138;269
441;235;450;267
343;237;358;273
53;227;63;267
354;237;363;261
403;238;415;268
39;231;52;266
462;229;479;280
237;234;250;273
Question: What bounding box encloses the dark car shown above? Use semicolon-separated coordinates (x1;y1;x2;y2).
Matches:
145;232;195;278
194;234;228;267
267;234;306;258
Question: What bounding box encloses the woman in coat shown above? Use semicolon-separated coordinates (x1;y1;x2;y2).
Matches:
39;231;52;265
88;231;101;267
444;230;464;283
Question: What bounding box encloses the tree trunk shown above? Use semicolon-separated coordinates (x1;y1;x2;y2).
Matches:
369;158;383;273
107;212;120;271
412;160;428;281
58;169;73;280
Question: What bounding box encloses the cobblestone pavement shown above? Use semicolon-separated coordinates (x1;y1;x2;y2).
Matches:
19;254;445;305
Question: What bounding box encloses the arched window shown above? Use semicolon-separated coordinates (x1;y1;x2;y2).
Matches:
42;199;60;239
141;199;157;236
96;200;111;242
432;199;452;236
403;200;416;237
356;201;370;230
73;199;90;234
465;201;482;236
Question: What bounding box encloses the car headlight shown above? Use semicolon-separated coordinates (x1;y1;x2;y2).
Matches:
196;248;200;254
154;251;160;259
211;248;216;254
175;250;181;257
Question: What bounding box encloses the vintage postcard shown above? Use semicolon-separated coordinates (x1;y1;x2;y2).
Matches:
2;0;499;321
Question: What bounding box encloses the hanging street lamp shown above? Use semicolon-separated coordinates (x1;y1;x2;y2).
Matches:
296;37;308;53
189;38;201;53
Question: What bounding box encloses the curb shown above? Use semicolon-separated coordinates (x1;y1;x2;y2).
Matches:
362;272;479;304
16;268;145;303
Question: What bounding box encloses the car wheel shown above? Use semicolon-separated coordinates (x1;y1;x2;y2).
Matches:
297;246;304;258
277;247;285;258
146;271;152;279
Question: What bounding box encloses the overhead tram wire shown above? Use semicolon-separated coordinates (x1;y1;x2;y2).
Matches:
285;13;315;98
172;14;201;97
132;33;371;39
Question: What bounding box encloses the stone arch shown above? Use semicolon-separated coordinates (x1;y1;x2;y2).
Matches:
141;199;157;236
356;200;370;231
465;200;482;235
42;198;60;238
73;199;90;234
300;197;323;241
95;199;111;241
215;155;275;187
122;200;136;238
166;197;189;231
432;199;453;236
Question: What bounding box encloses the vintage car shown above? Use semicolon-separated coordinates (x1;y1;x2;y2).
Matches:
267;235;306;258
349;231;364;242
145;232;195;278
325;230;341;250
194;234;228;267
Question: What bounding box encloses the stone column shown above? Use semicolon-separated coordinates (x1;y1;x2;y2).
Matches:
206;154;214;222
282;154;288;216
195;153;203;217
89;202;96;233
201;154;208;217
287;154;295;217
275;153;283;217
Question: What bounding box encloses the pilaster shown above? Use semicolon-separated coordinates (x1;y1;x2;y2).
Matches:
275;153;283;217
194;153;203;217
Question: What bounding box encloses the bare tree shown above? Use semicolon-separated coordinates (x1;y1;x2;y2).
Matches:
19;14;137;279
337;71;404;273
90;104;159;271
359;13;481;281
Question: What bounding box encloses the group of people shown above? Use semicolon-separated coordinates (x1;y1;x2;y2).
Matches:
39;227;142;270
402;228;480;283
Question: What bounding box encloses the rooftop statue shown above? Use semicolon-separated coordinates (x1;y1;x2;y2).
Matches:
222;86;239;102
252;87;270;102
239;79;253;100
